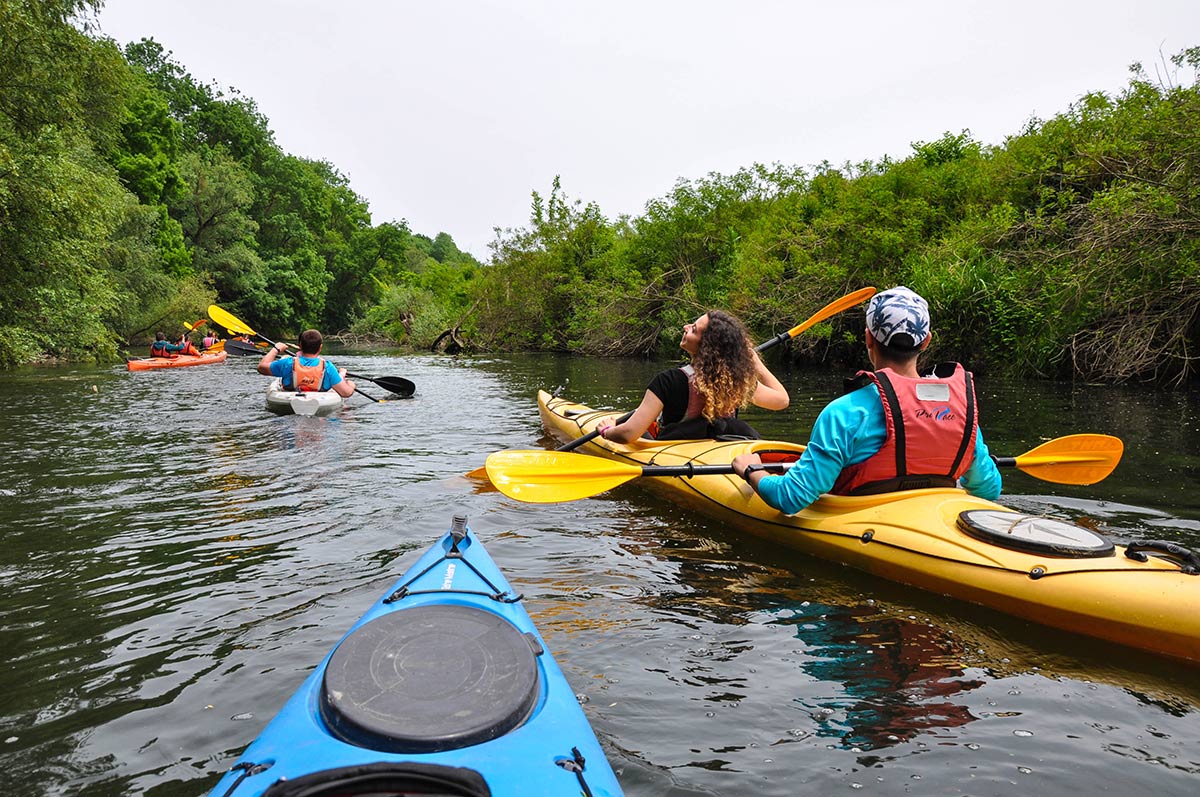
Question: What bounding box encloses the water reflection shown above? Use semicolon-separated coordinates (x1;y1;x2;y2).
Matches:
616;526;987;752
767;602;983;750
275;414;343;450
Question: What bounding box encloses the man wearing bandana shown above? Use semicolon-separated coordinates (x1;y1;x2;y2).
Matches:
732;286;1002;513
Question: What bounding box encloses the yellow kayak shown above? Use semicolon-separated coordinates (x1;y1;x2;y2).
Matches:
534;390;1200;664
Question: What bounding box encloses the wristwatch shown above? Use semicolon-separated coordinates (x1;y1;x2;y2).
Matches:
740;463;766;482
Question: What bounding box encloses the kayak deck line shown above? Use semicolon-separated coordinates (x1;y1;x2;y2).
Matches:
382;527;524;605
536;390;1200;665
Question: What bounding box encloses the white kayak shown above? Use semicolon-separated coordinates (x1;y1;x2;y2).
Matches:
265;378;344;417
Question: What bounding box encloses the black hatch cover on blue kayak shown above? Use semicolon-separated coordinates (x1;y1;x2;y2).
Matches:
957;510;1115;558
262;762;491;796
320;604;542;753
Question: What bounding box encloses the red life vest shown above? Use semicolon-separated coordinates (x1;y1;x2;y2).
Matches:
291;357;326;392
681;366;705;420
150;341;176;359
179;341;200;356
832;362;978;496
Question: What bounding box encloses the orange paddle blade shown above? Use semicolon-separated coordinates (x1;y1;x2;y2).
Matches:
1009;434;1123;485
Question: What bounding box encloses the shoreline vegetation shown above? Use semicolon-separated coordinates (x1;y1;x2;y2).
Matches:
2;3;1197;384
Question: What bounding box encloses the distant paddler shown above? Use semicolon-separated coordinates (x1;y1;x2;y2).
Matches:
149;331;193;358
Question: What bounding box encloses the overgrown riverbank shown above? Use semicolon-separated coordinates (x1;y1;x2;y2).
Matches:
3;3;1197;383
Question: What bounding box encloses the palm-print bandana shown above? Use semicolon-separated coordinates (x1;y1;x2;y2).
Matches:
867;286;930;350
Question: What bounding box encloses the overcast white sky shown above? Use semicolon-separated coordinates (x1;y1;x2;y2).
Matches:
93;1;1198;258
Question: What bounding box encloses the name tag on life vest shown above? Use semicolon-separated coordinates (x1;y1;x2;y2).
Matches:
915;383;951;402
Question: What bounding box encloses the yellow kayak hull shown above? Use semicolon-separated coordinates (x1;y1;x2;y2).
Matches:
537;390;1200;664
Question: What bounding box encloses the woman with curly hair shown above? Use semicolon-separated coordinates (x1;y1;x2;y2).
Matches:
597;310;789;442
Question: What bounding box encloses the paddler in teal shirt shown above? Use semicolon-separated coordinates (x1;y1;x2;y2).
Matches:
733;286;1002;513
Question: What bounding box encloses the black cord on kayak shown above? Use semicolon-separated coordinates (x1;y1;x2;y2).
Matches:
385;523;522;604
216;761;271;797
1124;540;1200;574
556;746;594;797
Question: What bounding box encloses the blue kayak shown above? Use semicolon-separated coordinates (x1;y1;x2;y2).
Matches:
208;516;624;796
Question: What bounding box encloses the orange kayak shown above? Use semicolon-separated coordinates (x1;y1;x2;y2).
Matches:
126;351;228;371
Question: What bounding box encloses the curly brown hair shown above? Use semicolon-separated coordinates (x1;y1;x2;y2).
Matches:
690;310;758;420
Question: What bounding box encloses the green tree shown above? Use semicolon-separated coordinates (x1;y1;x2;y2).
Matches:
0;0;145;365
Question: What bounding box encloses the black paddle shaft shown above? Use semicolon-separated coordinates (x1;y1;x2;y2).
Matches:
557;411;633;452
223;339;268;356
637;462;792;478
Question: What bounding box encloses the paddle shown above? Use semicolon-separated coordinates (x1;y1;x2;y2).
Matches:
223;339;273;357
990;433;1124;486
483;434;1125;503
343;373;414;399
554;286;878;454
223;339;415;398
208;304;385;403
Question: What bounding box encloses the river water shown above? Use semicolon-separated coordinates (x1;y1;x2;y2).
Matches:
2;350;1199;796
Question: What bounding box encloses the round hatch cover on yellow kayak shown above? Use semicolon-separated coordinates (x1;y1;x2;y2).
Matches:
956;510;1116;558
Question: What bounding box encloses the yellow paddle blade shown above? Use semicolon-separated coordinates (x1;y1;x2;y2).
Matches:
485;450;643;503
782;286;876;339
1012;434;1123;485
207;304;256;337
